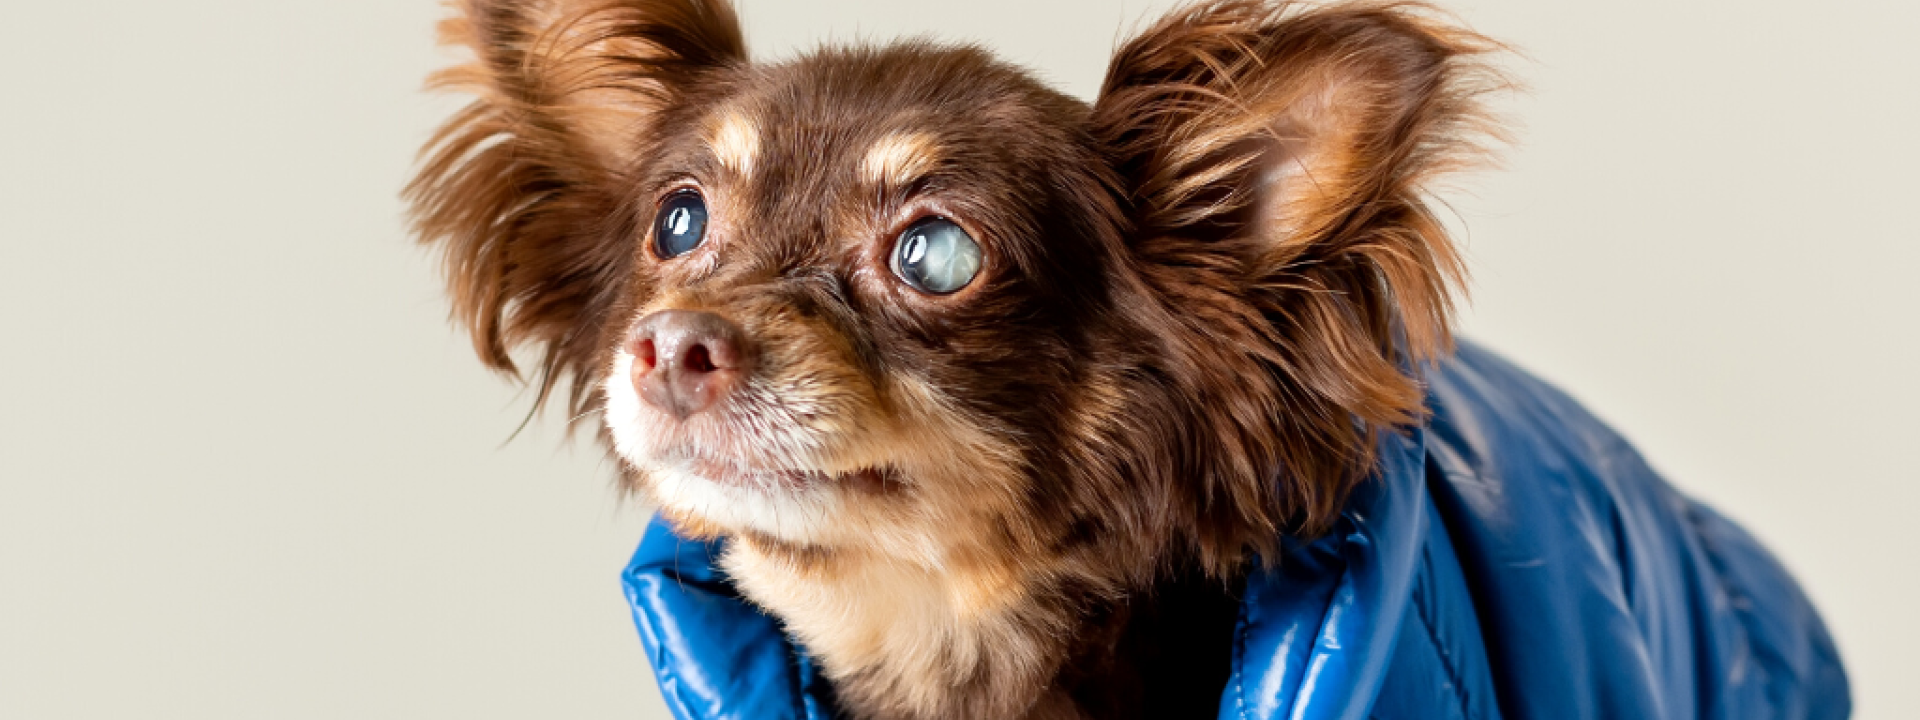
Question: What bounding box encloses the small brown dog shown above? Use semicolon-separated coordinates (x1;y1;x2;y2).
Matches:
408;0;1501;717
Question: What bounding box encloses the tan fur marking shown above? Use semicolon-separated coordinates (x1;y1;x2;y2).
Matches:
707;111;760;176
861;131;942;189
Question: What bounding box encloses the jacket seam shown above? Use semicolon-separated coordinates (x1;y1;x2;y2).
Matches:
1408;570;1477;720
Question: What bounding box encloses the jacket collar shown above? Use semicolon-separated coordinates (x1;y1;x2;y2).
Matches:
1220;425;1428;720
622;426;1429;720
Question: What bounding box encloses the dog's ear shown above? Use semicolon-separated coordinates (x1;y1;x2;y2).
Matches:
1092;1;1503;542
406;0;745;412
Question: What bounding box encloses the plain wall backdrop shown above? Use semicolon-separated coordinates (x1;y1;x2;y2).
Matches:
2;0;1914;717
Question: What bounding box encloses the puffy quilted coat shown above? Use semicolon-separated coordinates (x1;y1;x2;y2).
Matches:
621;342;1851;719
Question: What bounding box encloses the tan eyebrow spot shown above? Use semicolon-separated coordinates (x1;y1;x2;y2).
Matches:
861;131;941;190
706;111;760;176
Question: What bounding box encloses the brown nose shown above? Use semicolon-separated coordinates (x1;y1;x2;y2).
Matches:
629;310;754;420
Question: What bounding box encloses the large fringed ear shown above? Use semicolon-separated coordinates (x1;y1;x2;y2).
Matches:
405;0;745;413
1092;1;1505;543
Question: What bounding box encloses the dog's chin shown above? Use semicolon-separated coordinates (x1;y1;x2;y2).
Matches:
637;456;898;545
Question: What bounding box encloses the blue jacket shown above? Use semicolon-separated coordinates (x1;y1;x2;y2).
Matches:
621;343;1850;719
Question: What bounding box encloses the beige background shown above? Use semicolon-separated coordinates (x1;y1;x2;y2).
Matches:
2;0;1914;717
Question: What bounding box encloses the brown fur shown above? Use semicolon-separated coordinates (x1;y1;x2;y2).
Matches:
406;1;1505;718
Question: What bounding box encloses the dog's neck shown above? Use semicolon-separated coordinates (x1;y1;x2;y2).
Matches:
724;535;1080;719
723;534;1240;720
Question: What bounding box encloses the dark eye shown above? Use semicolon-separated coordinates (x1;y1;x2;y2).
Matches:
890;218;982;295
653;191;708;259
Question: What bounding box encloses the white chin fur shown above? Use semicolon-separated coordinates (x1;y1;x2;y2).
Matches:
648;463;847;543
603;348;844;544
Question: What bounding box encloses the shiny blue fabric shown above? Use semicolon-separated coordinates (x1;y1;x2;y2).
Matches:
622;342;1850;719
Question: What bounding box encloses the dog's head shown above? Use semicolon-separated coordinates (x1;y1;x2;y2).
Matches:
409;0;1499;578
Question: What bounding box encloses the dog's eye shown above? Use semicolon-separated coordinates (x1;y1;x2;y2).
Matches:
654;191;708;259
890;218;981;295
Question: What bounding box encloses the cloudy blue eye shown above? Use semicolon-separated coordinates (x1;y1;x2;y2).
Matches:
890;218;981;295
654;191;708;259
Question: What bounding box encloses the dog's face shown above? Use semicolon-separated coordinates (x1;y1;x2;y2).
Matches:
411;1;1501;714
411;0;1497;586
599;46;1131;556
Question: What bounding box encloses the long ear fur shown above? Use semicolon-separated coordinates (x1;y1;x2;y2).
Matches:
405;0;745;415
1093;1;1506;548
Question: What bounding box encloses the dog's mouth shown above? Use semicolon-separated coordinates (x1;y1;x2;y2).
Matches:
672;455;899;494
605;344;906;505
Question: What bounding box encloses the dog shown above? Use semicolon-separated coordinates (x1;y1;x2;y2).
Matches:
404;1;1848;719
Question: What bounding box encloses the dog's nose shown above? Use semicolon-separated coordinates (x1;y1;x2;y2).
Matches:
629;310;754;420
